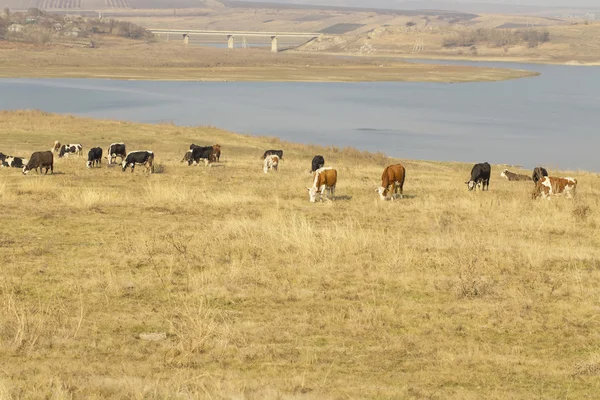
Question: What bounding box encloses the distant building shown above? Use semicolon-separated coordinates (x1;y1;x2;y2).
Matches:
8;24;23;32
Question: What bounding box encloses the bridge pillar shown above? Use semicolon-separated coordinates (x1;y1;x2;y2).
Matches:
183;34;189;45
227;35;234;49
271;36;278;53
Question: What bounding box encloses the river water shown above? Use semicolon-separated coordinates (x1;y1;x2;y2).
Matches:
0;61;598;170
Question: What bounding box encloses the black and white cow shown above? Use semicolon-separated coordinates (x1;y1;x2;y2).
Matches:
311;155;325;172
23;151;53;175
0;152;6;164
87;147;103;168
59;144;83;158
466;162;491;191
107;143;127;165
122;151;154;174
262;149;284;160
532;167;548;184
2;156;27;168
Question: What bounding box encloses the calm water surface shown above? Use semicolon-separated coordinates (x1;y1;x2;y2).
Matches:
0;61;598;170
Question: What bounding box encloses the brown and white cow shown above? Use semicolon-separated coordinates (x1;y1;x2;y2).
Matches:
213;144;221;162
307;167;337;202
532;176;577;200
501;169;532;182
377;163;406;200
52;141;61;153
263;154;279;173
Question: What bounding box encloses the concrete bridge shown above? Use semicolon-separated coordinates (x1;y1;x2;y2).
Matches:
149;29;322;52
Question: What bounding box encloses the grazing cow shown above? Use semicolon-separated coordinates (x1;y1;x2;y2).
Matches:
51;141;61;153
107;143;127;165
377;163;406;201
311;155;325;173
307;167;337;203
23;151;53;175
501;169;532;181
263;154;279;173
2;156;27;168
466;162;491;191
59;143;83;158
190;146;215;166
0;152;6;164
122;151;154;174
263;149;284;160
532;176;577;200
532;167;549;184
181;150;194;165
87;147;103;168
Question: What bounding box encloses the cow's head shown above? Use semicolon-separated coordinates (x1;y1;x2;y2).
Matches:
121;161;128;172
86;161;92;168
22;165;30;175
501;169;508;178
376;186;388;200
465;180;476;191
307;187;319;203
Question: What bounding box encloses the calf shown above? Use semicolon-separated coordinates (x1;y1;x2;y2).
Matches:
466;162;491;191
377;163;406;200
307;167;337;203
2;156;27;169
263;154;279;173
122;151;154;174
532;167;548;184
532;176;577;200
59;143;83;158
501;169;532;181
87;147;103;168
311;155;325;173
107;143;127;165
23;151;53;175
263;149;283;160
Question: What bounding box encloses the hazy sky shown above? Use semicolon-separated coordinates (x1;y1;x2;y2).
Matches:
248;0;599;9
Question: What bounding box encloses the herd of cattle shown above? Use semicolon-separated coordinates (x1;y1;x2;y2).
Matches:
0;141;579;202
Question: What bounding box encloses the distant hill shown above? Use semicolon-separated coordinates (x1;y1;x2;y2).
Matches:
0;0;222;9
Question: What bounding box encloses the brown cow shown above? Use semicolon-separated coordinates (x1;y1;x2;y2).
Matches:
532;176;577;200
263;154;279;173
377;163;406;200
307;167;337;202
501;169;532;181
51;141;61;153
212;144;221;162
23;151;53;175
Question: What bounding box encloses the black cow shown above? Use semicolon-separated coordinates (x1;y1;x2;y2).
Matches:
23;151;53;175
311;155;325;172
2;156;27;168
466;162;491;191
122;151;154;174
532;167;548;184
262;149;284;160
59;144;83;158
190;146;215;166
87;147;103;168
107;143;127;165
0;152;6;164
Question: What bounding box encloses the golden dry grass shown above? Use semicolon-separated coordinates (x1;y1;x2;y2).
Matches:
2;110;600;398
0;39;537;82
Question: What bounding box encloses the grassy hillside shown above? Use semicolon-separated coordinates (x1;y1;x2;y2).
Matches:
1;110;600;398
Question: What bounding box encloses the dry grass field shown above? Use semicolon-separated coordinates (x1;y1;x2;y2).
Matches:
0;39;537;82
1;110;600;398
